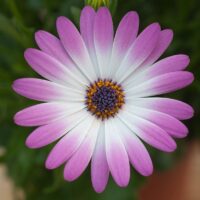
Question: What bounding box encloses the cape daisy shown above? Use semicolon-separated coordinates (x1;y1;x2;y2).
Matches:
13;6;194;193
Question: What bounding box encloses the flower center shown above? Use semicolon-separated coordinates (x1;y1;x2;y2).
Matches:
85;79;125;120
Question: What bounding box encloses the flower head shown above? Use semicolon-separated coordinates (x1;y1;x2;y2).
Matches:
13;6;194;193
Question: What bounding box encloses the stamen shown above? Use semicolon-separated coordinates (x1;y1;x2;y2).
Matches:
85;79;125;120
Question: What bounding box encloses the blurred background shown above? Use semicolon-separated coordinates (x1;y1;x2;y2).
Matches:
0;0;200;199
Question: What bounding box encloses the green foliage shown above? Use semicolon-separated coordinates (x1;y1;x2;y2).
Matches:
0;0;199;199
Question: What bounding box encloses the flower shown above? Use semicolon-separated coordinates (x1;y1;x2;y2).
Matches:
13;6;194;193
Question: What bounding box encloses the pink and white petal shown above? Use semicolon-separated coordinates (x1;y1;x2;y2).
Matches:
115;118;153;176
80;6;96;51
105;119;130;187
140;29;173;67
64;119;100;181
149;54;190;74
124;54;190;87
26;109;88;149
35;30;72;65
108;11;139;77
126;105;188;138
14;102;84;127
126;71;194;97
114;23;160;83
94;7;113;78
35;31;88;85
24;48;87;87
91;124;109;193
119;110;177;152
56;16;97;82
80;6;100;76
127;97;194;120
14;103;66;126
124;29;173;85
46;113;93;169
113;11;139;58
12;78;84;102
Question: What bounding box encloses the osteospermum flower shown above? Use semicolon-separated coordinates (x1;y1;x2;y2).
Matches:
13;6;194;193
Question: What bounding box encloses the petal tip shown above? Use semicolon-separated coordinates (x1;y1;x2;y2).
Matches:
91;175;108;193
181;127;189;138
12;80;17;91
163;29;174;43
126;10;139;18
24;48;36;60
34;30;45;41
138;161;154;177
151;22;161;30
64;171;75;182
82;5;95;12
56;16;69;24
25;132;45;149
186;72;195;85
165;142;177;152
142;166;154;177
45;159;55;170
184;56;190;68
189;107;195;119
191;72;195;81
185;55;190;63
163;29;174;36
177;54;190;67
12;79;23;94
93;186;106;193
13;112;20;126
117;180;129;188
97;6;110;14
113;172;130;187
56;16;68;29
25;137;36;149
35;30;43;37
